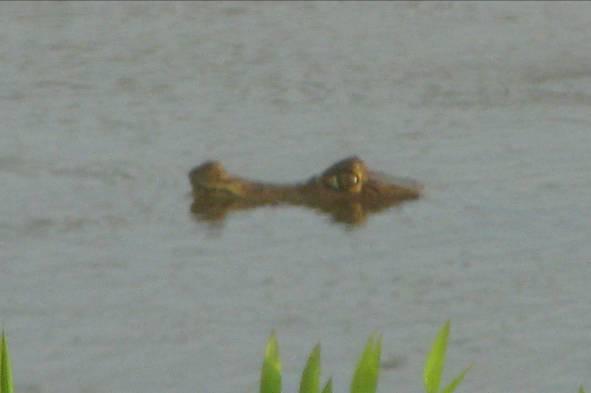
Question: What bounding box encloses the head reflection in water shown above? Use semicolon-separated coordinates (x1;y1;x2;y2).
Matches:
188;156;422;227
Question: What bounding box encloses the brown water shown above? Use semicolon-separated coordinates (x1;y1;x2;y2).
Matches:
1;3;590;393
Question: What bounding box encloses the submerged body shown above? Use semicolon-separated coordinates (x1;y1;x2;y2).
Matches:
189;156;422;225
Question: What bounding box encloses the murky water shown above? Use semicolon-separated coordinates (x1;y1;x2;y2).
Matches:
1;3;590;393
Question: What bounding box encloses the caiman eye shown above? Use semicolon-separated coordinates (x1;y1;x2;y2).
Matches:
325;172;360;191
325;175;340;191
337;172;359;190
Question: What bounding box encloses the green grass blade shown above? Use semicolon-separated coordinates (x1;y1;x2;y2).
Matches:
440;364;472;393
579;386;586;393
260;332;281;393
321;378;333;393
1;331;14;393
424;321;450;393
350;332;382;393
299;344;321;393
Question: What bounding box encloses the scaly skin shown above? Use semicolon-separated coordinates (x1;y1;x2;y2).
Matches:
189;156;422;225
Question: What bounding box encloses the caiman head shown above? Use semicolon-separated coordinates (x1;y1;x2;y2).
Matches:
189;156;422;226
309;156;422;204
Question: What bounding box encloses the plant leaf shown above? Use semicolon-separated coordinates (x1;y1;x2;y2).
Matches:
579;386;586;393
260;332;281;393
350;332;382;393
299;344;321;393
440;364;472;393
1;331;14;393
321;378;333;393
424;321;450;393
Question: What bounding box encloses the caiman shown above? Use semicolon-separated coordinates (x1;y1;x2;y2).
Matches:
189;156;422;226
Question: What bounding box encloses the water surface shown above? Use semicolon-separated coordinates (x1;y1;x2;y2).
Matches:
1;3;590;393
